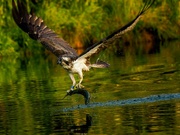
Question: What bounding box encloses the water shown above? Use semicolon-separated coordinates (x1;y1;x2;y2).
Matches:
0;41;180;135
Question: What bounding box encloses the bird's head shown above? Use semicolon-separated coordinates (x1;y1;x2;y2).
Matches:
57;56;73;70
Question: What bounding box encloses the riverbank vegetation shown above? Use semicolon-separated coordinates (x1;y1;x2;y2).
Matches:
0;0;180;56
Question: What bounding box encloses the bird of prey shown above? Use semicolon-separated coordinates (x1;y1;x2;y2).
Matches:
12;0;155;91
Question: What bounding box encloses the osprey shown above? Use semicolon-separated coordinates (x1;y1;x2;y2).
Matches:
12;0;154;91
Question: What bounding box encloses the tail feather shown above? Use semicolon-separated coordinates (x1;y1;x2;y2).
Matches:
90;60;110;68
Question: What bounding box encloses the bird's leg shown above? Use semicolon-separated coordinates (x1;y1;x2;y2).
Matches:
68;73;76;91
75;71;84;89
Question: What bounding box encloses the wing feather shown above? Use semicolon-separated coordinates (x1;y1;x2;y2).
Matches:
12;0;78;58
78;0;155;60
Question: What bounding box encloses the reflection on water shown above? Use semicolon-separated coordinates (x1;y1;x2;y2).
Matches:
0;41;180;134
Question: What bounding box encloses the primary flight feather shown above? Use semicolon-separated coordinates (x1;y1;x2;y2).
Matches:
12;0;155;91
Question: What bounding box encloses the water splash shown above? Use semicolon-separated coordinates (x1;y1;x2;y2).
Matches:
62;93;180;112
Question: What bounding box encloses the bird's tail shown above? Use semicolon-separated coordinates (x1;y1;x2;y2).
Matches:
90;60;110;68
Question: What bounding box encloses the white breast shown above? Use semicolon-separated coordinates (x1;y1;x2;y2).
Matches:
71;58;89;73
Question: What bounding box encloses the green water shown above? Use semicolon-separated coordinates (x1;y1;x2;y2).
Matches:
0;41;180;134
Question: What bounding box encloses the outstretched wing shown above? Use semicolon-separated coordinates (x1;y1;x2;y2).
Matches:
12;0;78;58
78;0;155;60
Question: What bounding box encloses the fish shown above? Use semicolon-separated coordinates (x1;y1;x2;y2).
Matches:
62;88;91;105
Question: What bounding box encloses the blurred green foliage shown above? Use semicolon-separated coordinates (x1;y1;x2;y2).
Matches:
0;0;180;56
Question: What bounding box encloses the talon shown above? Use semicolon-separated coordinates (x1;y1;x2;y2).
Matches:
67;89;71;93
70;86;74;90
75;83;84;89
67;86;75;93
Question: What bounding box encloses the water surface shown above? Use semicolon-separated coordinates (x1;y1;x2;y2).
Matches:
0;41;180;134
